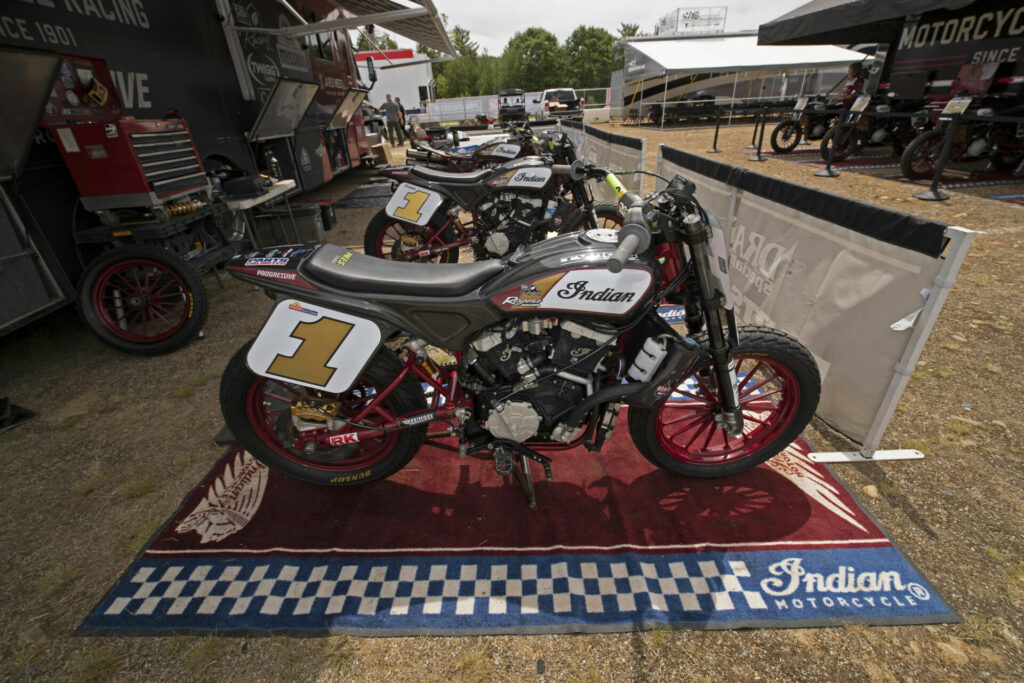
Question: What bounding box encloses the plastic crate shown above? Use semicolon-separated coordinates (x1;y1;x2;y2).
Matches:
251;204;323;246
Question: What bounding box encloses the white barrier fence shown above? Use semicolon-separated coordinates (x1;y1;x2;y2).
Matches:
557;120;646;204
657;145;974;456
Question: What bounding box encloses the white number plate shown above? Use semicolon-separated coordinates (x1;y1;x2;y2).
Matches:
385;183;444;226
247;299;382;393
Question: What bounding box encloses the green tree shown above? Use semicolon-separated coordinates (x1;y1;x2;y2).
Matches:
614;22;645;63
565;26;616;88
501;28;566;91
356;30;397;52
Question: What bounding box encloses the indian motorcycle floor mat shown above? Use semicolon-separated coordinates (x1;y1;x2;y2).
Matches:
80;413;956;636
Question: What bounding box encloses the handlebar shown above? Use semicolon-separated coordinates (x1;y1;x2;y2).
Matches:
607;207;651;273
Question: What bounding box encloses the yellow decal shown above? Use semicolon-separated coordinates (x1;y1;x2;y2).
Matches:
336;252;353;267
391;188;431;223
268;317;354;386
330;470;372;483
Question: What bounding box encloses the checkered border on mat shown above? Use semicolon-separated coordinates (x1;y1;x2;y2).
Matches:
82;549;956;634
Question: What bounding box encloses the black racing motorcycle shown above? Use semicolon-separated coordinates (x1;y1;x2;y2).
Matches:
770;98;838;154
219;165;821;509
365;133;622;263
405;123;542;172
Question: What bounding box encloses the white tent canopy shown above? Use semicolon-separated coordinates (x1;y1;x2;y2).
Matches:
623;33;868;85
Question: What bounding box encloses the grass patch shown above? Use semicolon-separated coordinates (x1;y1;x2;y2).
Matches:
185;635;231;675
958;615;1000;644
36;561;80;598
55;416;82;431
940;341;961;351
982;362;1001;373
72;462;108;496
174;372;220;399
949;422;975;435
321;636;356;674
0;427;28;443
965;275;991;286
121;517;162;553
118;476;156;498
452;646;491;680
69;646;121;681
877;480;901;499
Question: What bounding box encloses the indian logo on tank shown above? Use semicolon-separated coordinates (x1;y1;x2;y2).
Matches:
490;143;521;158
495;269;651;314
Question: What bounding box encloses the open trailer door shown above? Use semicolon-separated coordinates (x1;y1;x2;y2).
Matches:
0;47;75;337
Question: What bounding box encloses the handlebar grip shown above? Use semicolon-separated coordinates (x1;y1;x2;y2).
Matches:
607;233;642;274
551;164;572;176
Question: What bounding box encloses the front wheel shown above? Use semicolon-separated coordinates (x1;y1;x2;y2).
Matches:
770;121;802;154
76;245;208;355
628;326;821;478
900;129;945;180
219;343;427;486
820;125;859;162
561;202;624;234
363;209;460;263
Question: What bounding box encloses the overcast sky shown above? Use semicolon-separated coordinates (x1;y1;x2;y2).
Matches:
386;1;810;54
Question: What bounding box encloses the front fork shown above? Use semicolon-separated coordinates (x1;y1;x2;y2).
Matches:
681;217;744;436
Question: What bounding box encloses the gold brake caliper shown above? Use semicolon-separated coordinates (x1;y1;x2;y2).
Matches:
290;396;341;422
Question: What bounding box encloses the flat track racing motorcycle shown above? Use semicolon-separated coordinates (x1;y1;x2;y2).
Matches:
219;167;821;508
366;134;621;263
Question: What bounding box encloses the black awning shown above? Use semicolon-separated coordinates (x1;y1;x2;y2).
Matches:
758;0;975;46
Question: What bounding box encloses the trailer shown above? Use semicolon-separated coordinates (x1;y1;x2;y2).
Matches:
0;0;454;353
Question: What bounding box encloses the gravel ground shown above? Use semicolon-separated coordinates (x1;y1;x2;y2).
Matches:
1;130;1022;681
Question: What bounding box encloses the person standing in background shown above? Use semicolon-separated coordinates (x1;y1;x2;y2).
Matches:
380;93;405;147
395;97;412;141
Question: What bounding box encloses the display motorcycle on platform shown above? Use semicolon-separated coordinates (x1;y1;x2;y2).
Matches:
219;166;822;509
365;134;621;263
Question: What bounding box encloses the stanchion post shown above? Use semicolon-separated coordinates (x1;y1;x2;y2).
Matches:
745;110;760;149
706;108;722;153
749;107;768;161
914;114;958;201
814;109;845;177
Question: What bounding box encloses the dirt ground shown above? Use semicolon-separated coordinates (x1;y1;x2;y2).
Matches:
1;127;1022;681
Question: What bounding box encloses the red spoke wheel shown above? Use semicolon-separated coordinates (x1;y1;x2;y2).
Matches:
363;209;459;263
900;130;945;180
76;245;208;355
628;326;820;477
770;121;802;154
220;344;427;485
560;203;624;235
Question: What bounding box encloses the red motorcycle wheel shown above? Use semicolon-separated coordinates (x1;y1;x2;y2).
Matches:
76;245;208;355
628;326;820;478
220;345;427;485
363;209;460;263
900;130;945;180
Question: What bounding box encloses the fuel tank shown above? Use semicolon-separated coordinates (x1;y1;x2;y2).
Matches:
482;228;661;324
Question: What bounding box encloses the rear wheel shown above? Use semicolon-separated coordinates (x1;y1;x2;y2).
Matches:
628;326;820;478
76;245;208;355
219;343;427;485
363;209;459;263
770;121;802;154
900;129;945;179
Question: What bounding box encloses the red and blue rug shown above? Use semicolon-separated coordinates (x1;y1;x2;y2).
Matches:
80;413;956;635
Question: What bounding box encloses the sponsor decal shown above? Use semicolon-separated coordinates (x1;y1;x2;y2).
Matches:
729;223;801;298
245;257;289;266
246;53;280;86
288;302;318;317
400;412;436;427
556;280;636;303
328;432;361;446
257;270;297;281
561;252;613;264
336;252;353;267
329;470;372;484
502;281;548;308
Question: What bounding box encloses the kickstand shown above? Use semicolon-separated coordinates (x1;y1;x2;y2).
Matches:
512;452;538;510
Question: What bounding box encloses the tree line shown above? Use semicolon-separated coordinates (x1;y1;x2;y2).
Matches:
359;22;644;98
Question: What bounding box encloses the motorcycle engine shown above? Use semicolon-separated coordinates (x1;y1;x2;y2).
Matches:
465;317;616;442
966;136;991;159
474;193;571;258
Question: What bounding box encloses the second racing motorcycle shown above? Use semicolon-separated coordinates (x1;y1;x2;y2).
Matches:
365;133;622;262
219;165;822;509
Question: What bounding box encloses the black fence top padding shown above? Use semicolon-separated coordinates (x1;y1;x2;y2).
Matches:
582;124;644;151
660;145;949;258
560;119;584;130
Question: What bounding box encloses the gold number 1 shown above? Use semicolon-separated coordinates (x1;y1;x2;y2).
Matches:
268;317;354;386
392;189;431;222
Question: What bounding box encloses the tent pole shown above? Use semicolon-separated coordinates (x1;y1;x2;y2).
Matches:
729;71;738;125
662;71;668;129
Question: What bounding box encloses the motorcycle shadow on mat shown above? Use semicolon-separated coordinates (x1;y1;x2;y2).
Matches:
169;443;815;552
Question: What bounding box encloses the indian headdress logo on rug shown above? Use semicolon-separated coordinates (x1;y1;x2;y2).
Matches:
175;451;269;543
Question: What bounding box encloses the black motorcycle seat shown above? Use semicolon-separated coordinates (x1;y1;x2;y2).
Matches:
411;165;491;184
302;244;504;296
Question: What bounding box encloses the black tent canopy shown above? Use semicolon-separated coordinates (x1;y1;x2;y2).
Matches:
758;0;975;45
